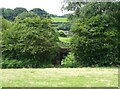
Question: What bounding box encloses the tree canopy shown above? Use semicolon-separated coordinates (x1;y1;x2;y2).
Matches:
2;15;59;67
0;7;50;21
30;8;49;18
64;2;120;66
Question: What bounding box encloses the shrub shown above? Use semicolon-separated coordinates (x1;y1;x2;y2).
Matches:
2;15;59;68
61;52;78;67
2;58;55;68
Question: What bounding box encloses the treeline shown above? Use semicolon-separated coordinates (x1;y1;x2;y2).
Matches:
0;7;64;21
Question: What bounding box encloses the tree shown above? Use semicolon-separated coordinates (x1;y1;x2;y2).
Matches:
30;8;49;18
63;2;120;66
0;17;12;46
2;17;12;30
1;8;14;21
13;7;27;19
2;15;59;67
0;7;27;21
15;12;38;21
0;16;2;45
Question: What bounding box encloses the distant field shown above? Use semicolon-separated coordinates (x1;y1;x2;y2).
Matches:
59;37;71;42
2;68;118;87
52;17;68;22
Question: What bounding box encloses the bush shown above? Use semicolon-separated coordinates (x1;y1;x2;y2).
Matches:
71;14;119;67
61;52;79;67
2;15;59;68
2;58;54;68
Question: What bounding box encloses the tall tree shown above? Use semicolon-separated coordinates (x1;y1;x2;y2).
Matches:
13;7;27;19
63;2;120;66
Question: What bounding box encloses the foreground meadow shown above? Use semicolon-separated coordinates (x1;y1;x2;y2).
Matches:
1;68;118;87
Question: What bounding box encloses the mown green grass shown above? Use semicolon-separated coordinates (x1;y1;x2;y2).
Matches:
2;68;118;87
52;17;68;22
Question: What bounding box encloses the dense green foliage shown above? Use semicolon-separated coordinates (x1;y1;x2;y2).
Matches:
0;7;49;21
0;17;12;45
0;7;27;21
2;14;59;68
66;2;120;67
2;59;54;68
15;12;38;20
2;17;12;30
13;7;28;18
61;52;77;67
57;22;71;31
30;8;49;18
0;8;14;21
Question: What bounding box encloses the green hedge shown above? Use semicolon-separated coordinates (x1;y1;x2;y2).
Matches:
2;59;54;68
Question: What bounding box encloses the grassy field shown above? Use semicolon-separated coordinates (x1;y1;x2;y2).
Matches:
1;68;118;87
52;17;68;22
